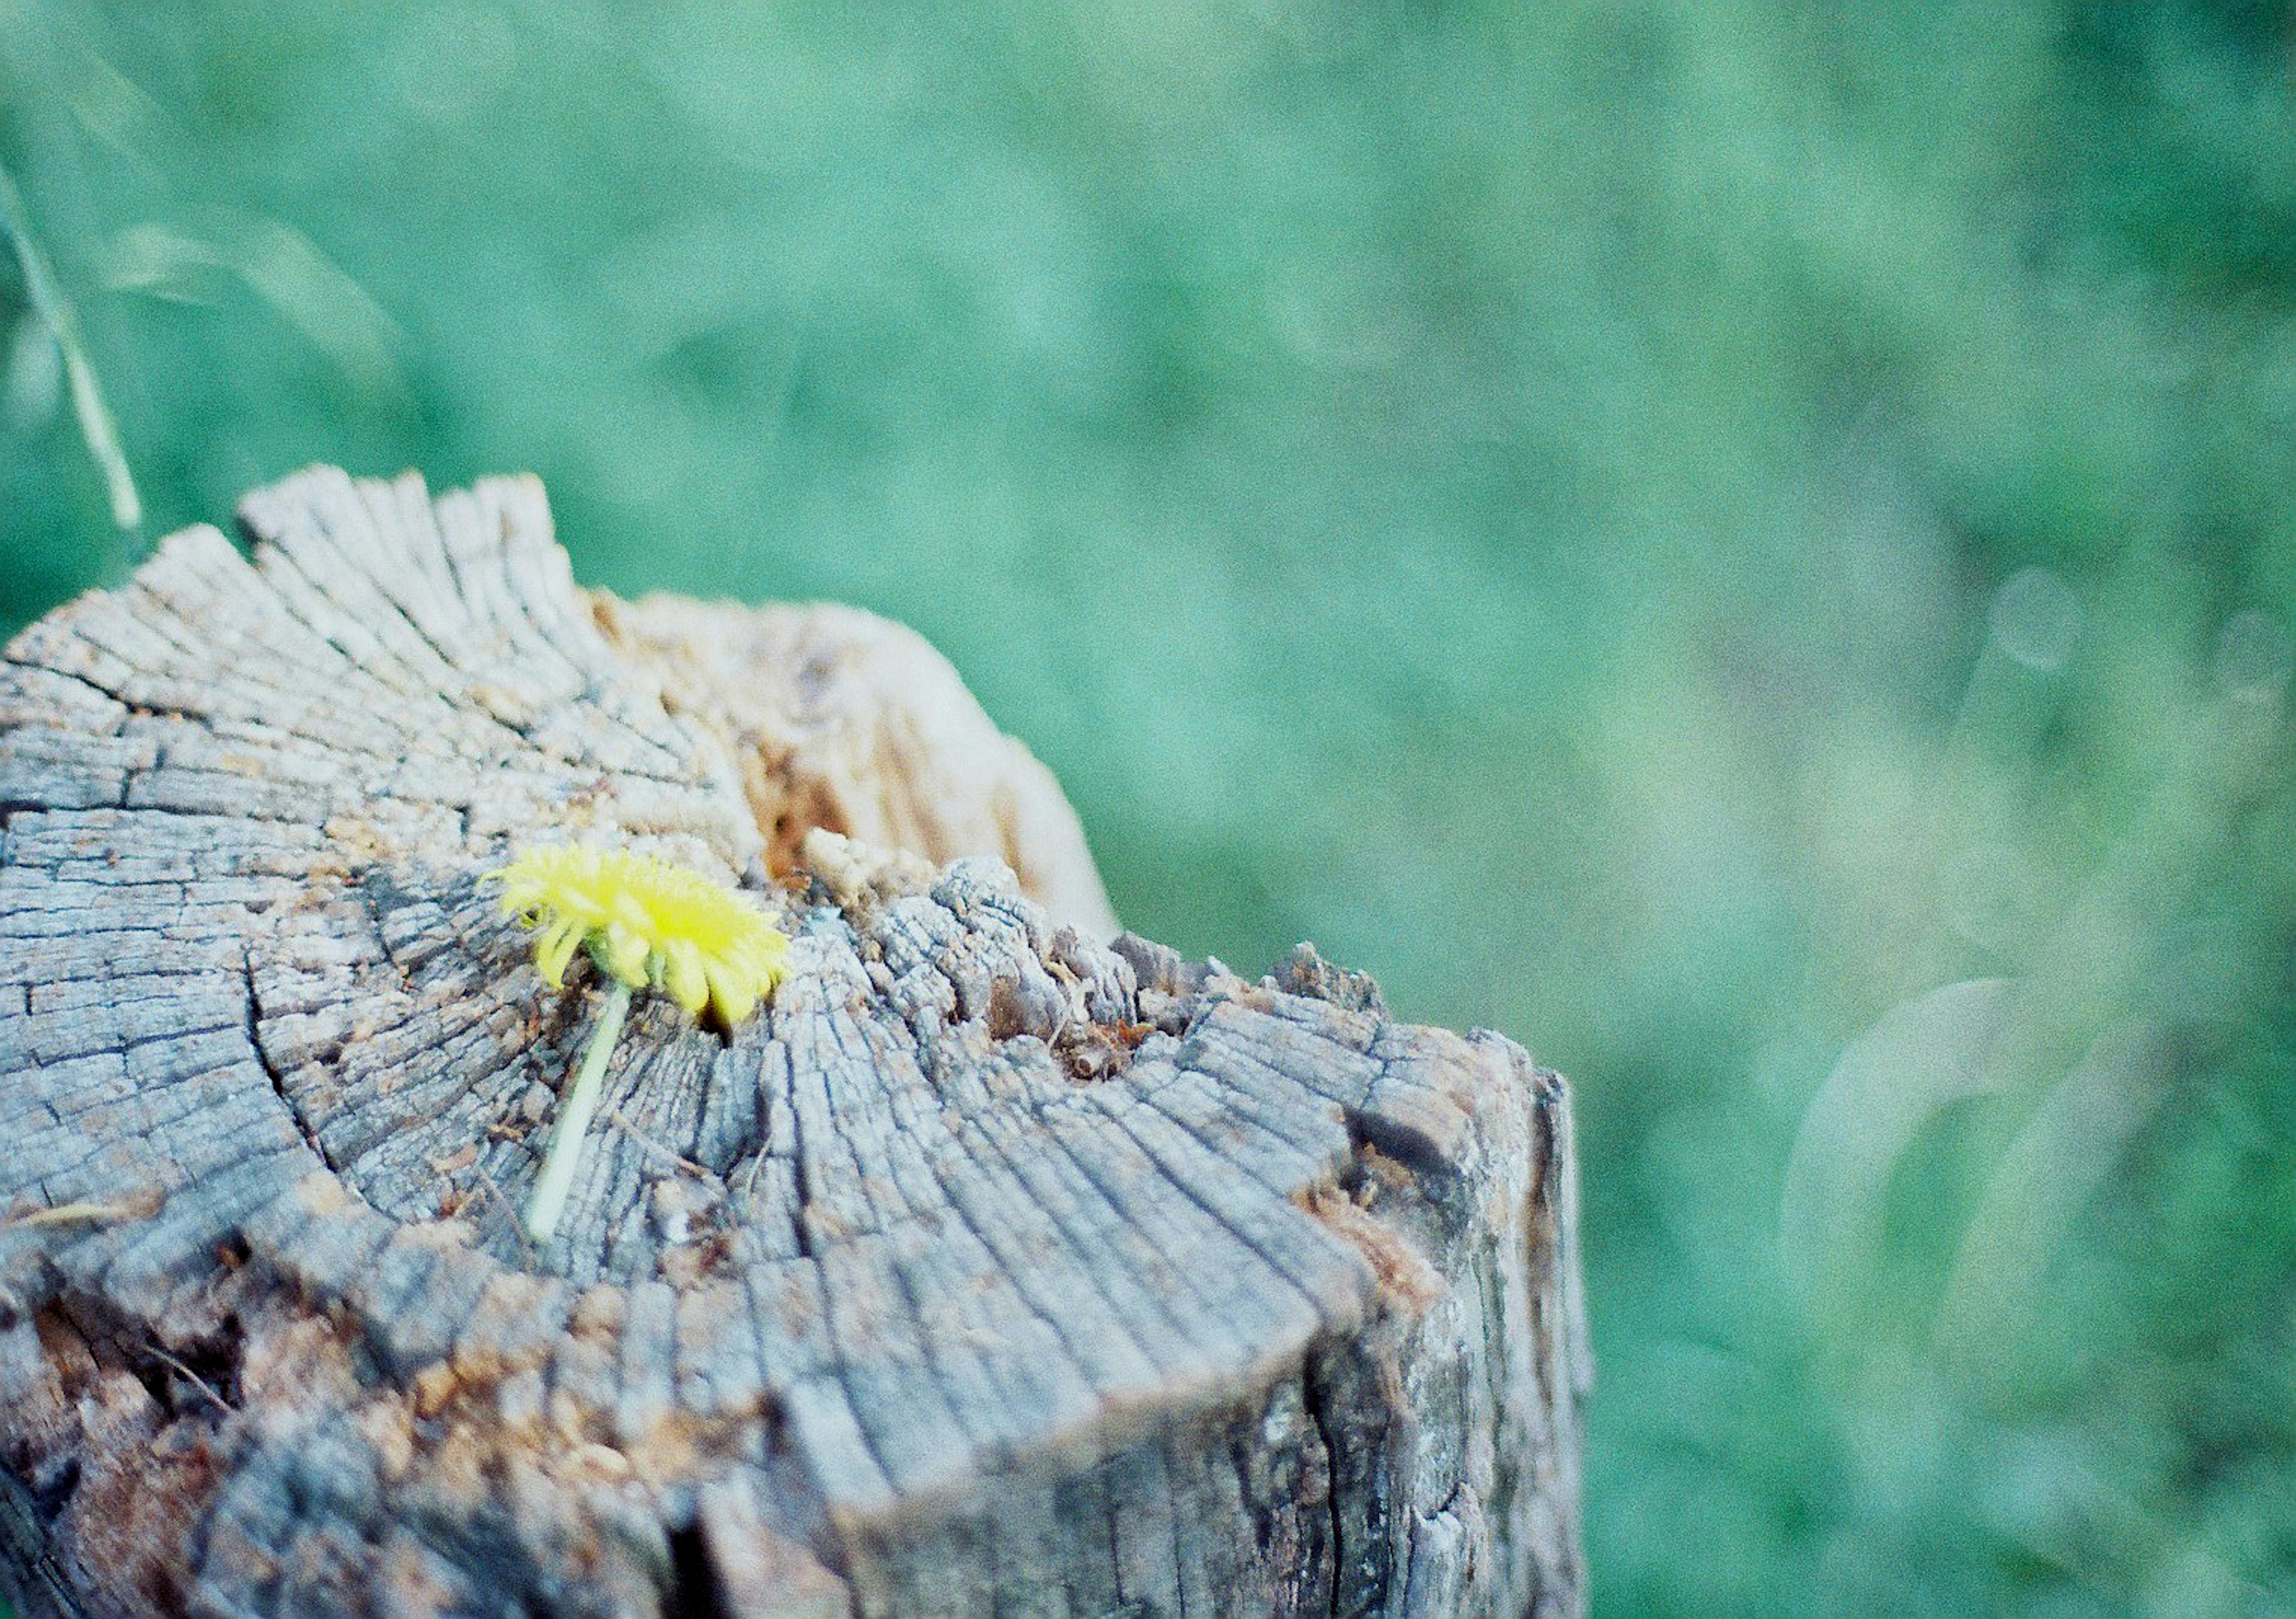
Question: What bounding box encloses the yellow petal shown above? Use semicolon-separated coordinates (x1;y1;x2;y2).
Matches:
598;921;649;989
535;920;582;989
704;960;758;1028
661;939;709;1015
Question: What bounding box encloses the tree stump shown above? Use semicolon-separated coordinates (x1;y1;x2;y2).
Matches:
0;468;1589;1619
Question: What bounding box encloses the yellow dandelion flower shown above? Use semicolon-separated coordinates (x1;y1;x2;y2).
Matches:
491;843;792;1025
485;844;791;1244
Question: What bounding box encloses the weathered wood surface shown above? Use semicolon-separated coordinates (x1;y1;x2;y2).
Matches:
594;595;1118;941
0;467;1589;1619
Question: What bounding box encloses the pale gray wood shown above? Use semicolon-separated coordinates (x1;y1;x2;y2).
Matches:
0;466;1588;1619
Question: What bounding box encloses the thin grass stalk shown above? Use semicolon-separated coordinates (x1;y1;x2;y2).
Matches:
0;151;143;555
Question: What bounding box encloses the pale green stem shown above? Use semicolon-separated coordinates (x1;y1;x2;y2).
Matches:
525;979;633;1246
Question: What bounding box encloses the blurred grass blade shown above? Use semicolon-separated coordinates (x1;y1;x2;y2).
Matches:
1778;976;2018;1310
0;152;143;545
106;214;411;406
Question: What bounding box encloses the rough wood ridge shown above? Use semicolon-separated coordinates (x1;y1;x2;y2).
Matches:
0;468;1589;1619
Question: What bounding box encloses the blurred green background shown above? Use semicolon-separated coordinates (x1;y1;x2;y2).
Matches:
4;1;2292;1614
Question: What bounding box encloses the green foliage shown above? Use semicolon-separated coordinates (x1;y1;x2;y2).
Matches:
3;3;2291;1614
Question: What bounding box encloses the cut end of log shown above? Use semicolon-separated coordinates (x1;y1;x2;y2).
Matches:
0;466;1586;1619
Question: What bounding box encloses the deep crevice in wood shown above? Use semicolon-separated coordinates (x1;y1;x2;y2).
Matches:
665;1519;732;1619
1302;1356;1348;1619
243;949;331;1171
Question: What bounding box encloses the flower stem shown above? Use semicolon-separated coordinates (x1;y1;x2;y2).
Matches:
525;979;633;1246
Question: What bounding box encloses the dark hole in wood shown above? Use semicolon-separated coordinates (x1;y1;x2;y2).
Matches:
28;1456;78;1523
664;1520;731;1619
126;1324;242;1424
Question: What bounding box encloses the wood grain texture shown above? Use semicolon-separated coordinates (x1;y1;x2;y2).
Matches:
594;595;1119;940
0;468;1588;1619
